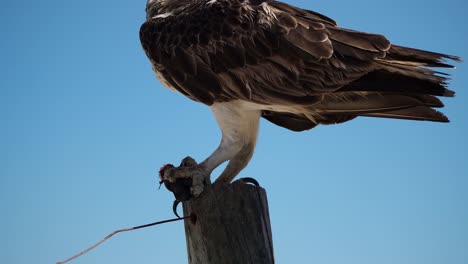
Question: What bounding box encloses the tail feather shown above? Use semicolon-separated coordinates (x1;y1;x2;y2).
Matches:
408;94;444;108
360;106;449;122
331;44;458;124
341;70;454;97
315;92;450;123
317;94;425;114
262;33;459;131
388;45;462;68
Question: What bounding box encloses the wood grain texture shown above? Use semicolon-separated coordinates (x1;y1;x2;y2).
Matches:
182;180;274;264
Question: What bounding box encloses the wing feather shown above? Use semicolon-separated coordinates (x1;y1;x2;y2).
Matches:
140;0;458;131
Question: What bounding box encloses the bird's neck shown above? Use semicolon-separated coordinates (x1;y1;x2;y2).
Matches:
145;0;196;19
145;0;164;19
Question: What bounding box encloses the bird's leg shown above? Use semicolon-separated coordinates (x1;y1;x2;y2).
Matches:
202;101;260;183
161;137;246;197
214;142;256;183
161;101;260;197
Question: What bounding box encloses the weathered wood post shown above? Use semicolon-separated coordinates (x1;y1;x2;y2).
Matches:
182;180;274;264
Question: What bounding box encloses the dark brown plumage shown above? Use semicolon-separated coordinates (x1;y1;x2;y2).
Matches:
141;0;460;184
140;0;460;132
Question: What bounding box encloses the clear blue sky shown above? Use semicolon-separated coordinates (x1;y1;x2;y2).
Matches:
2;0;467;263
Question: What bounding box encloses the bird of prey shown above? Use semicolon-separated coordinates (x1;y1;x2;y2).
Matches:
140;0;459;196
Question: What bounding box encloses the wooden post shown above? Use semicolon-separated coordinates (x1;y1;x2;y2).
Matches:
182;180;274;264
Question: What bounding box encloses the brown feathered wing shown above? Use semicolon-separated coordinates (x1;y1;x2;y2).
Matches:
140;0;460;132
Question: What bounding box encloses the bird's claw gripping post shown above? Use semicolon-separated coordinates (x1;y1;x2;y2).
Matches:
239;177;260;187
172;200;182;218
159;156;210;218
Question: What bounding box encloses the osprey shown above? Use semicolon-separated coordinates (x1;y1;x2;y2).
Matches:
140;0;459;196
